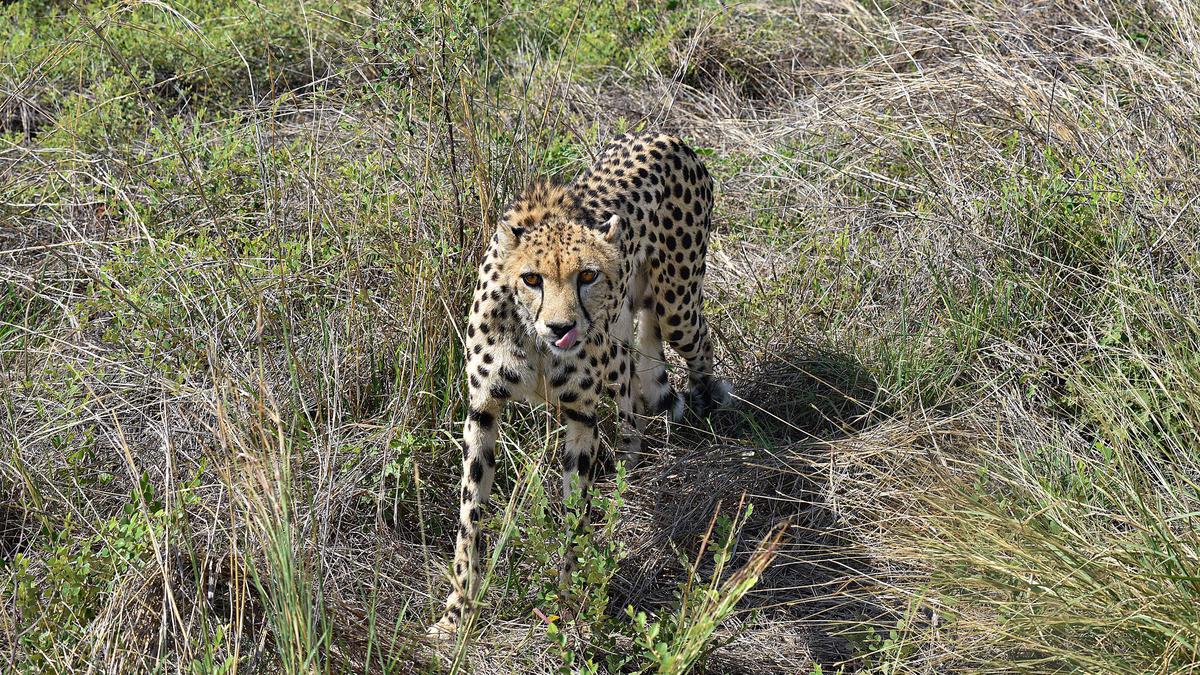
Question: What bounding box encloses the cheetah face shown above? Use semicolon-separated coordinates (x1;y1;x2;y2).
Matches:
501;212;622;355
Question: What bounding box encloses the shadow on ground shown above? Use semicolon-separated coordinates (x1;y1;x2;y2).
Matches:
603;342;895;672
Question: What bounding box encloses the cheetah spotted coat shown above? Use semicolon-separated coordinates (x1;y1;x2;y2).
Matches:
432;131;730;636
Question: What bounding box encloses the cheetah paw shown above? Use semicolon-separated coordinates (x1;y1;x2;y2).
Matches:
713;379;733;407
669;391;686;422
687;379;733;417
426;617;457;641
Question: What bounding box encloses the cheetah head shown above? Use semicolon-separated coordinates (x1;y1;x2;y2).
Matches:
497;183;622;355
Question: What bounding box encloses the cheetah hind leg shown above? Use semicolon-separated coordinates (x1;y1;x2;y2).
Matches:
637;305;686;423
672;315;732;418
686;376;733;417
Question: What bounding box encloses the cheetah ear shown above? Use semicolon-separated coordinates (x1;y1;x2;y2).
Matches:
598;213;621;242
499;219;524;249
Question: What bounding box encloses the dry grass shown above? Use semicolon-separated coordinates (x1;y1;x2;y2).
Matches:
3;0;1200;672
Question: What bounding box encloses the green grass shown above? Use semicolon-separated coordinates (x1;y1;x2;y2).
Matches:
4;0;1200;672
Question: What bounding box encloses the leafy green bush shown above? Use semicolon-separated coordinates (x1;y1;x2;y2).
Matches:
6;475;165;671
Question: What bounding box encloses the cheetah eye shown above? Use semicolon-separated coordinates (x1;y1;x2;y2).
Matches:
578;270;598;284
521;273;542;287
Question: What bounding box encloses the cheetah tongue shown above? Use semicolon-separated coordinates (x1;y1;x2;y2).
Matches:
555;327;579;349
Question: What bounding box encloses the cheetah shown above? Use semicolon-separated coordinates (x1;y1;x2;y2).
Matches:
430;131;731;637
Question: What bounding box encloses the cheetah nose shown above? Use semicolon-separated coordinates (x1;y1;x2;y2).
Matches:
547;322;578;348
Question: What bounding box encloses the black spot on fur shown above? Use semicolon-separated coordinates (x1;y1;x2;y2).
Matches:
563;408;597;427
468;409;494;429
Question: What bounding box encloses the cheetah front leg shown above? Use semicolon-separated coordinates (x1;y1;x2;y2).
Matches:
557;404;602;607
610;341;648;467
430;396;504;638
637;302;685;422
546;348;606;607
